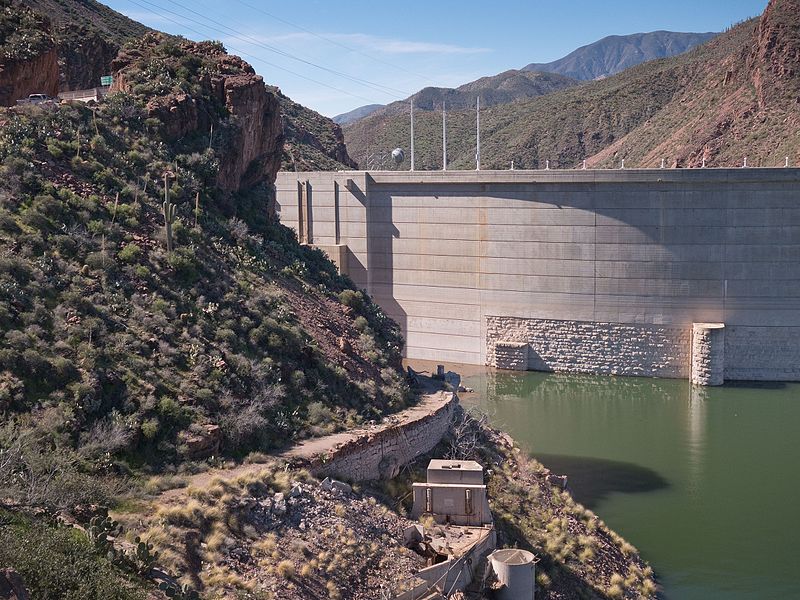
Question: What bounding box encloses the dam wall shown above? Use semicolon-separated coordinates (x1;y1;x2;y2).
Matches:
275;169;800;382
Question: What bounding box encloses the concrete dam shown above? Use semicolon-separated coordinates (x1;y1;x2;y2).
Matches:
275;169;800;383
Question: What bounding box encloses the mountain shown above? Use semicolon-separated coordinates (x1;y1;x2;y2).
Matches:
523;30;718;80
408;69;579;111
336;31;713;130
344;0;800;170
343;69;579;167
333;103;383;125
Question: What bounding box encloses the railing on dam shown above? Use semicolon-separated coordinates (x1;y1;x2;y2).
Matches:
275;168;800;383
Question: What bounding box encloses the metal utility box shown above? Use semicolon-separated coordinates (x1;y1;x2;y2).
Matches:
412;459;492;526
427;459;485;485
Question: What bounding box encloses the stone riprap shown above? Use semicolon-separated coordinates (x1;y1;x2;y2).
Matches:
275;169;800;382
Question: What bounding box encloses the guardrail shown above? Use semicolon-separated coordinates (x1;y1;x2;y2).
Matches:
58;86;111;102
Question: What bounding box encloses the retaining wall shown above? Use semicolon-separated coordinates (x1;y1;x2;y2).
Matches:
275;169;800;381
311;391;458;482
487;316;692;377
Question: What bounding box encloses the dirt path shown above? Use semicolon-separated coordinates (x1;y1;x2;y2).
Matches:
159;386;453;503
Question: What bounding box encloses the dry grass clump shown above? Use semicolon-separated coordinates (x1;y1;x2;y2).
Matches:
326;581;341;599
276;559;295;579
157;499;221;528
142;474;189;495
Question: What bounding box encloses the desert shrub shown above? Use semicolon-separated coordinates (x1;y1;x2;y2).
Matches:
167;247;199;284
118;243;142;263
353;316;368;332
338;289;363;310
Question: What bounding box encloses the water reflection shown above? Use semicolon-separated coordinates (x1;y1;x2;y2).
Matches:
536;453;669;509
463;369;800;599
687;386;707;495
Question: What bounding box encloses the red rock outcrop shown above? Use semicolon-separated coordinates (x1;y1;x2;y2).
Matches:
55;27;120;92
749;0;800;109
111;39;283;192
0;46;59;106
216;73;283;191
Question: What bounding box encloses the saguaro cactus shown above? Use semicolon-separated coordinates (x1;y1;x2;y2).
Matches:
163;171;176;252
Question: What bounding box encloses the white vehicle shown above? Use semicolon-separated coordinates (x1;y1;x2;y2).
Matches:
16;93;56;105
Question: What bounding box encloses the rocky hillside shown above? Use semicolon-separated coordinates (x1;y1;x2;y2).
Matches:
0;27;409;510
19;0;150;91
344;0;799;170
5;0;348;172
523;30;718;80
0;1;59;104
344;70;578;169
279;90;357;171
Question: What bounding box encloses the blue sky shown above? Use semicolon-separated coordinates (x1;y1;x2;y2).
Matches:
104;0;767;117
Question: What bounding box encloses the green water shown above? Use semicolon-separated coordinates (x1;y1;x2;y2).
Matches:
461;370;800;599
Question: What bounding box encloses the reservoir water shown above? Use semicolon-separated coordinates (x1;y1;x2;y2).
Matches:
461;370;800;599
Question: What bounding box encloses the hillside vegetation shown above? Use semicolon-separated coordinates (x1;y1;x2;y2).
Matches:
278;90;357;171
0;32;409;511
344;0;800;170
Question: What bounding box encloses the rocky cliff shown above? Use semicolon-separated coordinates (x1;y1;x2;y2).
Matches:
19;0;150;90
112;36;283;192
55;25;119;91
749;0;800;109
0;2;58;105
0;43;58;105
218;73;283;190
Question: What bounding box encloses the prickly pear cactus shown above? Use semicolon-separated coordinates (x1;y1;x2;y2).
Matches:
86;515;120;552
158;581;200;599
131;536;159;576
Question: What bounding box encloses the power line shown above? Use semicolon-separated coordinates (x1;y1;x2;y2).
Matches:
232;0;439;87
156;0;410;99
123;0;382;105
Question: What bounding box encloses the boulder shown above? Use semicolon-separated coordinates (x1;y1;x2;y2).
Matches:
179;424;221;459
0;568;29;600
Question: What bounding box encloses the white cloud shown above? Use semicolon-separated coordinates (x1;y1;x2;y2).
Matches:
232;31;491;55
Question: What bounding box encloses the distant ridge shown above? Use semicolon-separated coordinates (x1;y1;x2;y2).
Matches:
333;103;384;125
523;30;718;80
343;0;800;171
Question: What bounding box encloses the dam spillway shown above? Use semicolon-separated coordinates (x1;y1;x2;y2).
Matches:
275;169;800;382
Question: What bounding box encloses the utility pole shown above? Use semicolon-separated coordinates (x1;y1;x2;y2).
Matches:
410;99;415;172
442;101;447;171
476;96;481;171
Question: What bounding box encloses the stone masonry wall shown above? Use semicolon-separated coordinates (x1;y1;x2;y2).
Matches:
311;392;458;482
487;316;692;378
724;326;800;381
691;324;725;385
494;342;529;371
